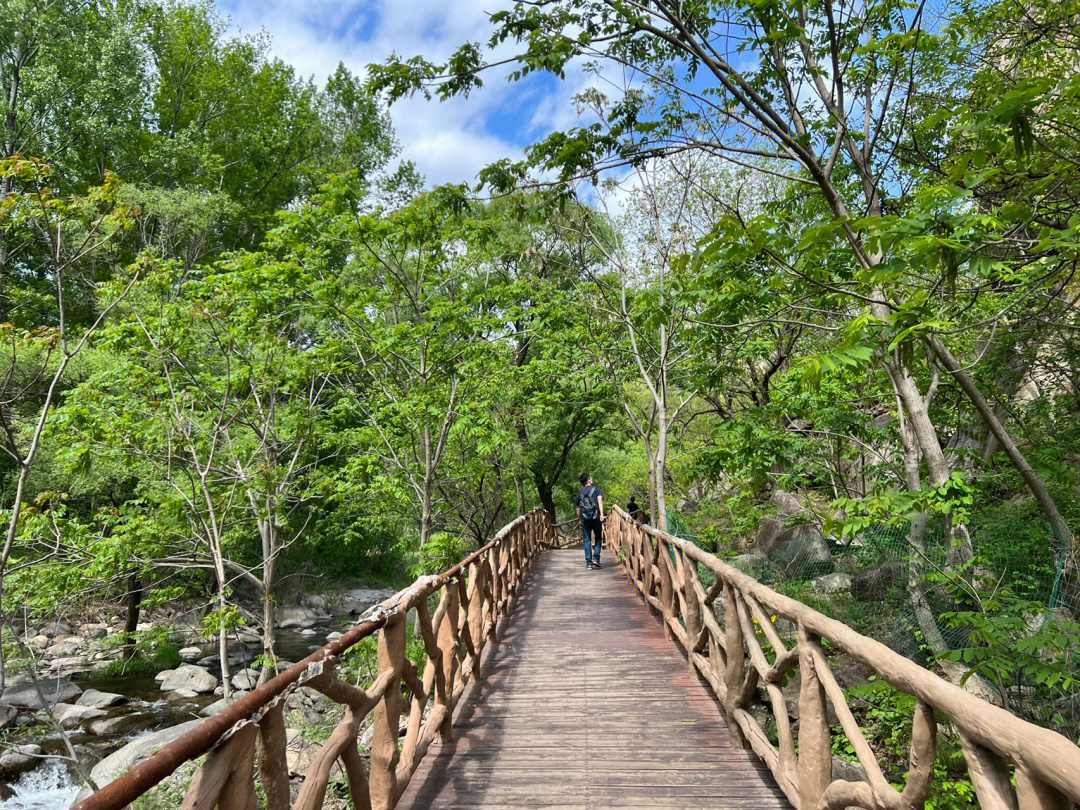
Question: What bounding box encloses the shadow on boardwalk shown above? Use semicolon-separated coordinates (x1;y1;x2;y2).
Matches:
398;547;792;810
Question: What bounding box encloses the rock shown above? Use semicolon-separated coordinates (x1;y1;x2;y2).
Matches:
159;665;218;694
360;723;376;749
851;560;905;602
201;695;240;717
237;630;261;644
179;646;203;662
53;702;107;729
77;689;127;709
135;622;153;632
80;623;109;639
770;489;811;517
300;628;316;636
0;704;16;729
339;588;396;615
304;595;327;611
731;553;766;574
285;728;320;777
89;714;144;737
174;609;205;633
29;634;50;650
1;677;81;709
84;719;204;793
47;638;86;657
326;631;343;641
231;668;259;691
276;605;318;629
832;755;868;783
0;743;42;776
40;621;70;638
170;689;199;699
753;517;784;552
764;523;834;578
811;572;852;594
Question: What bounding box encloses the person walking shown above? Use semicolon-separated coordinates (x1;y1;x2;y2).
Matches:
576;473;605;569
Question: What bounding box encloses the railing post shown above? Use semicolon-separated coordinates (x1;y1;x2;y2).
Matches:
369;614;407;810
658;539;675;639
722;583;745;709
797;625;831;806
436;585;460;743
257;703;290;810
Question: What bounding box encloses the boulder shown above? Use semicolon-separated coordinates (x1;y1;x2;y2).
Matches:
159;665;218;694
200;692;247;717
47;638;86;657
303;595;327;611
764;523;834;578
770;489;811;517
77;689;127;709
276;605;318;629
751;517;784;552
89;714;144;737
53;702;107;729
40;621;71;638
80;623;109;639
339;588;396;615
326;631;343;641
832;755;869;784
1;677;81;709
0;743;42;777
811;572;852;594
300;628;316;636
285;728;320;777
169;688;199;699
731;553;766;575
0;704;16;729
231;668;259;691
178;646;203;662
851;559;905;602
29;634;50;650
83;719;204;794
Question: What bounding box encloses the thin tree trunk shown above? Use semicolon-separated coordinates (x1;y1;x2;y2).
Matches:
122;571;143;660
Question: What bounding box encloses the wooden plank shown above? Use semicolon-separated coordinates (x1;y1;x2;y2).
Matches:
396;548;793;810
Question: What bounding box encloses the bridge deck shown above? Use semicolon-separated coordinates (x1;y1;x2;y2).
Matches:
397;546;792;809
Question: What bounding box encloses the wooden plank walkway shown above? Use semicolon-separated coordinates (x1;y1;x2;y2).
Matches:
397;546;793;809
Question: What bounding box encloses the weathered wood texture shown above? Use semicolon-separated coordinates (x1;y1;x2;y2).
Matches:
605;507;1080;810
397;546;790;810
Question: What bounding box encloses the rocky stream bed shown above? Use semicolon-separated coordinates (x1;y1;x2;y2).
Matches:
0;586;397;809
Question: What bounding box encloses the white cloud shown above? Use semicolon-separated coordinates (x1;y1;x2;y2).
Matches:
220;0;552;187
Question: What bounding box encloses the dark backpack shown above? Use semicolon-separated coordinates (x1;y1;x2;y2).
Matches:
579;486;599;520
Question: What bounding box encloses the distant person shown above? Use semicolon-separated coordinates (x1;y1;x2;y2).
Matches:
627;496;642;523
576;473;605;570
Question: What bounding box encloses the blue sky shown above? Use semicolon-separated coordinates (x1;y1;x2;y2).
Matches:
216;0;593;187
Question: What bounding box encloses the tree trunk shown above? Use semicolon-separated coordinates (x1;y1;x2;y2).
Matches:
534;473;557;525
122;571;143;660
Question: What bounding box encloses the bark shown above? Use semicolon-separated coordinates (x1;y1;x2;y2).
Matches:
122;571;143;660
534;473;557;525
926;335;1076;559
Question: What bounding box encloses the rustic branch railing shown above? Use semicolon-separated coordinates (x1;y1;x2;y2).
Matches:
605;506;1080;810
74;507;553;810
547;516;582;549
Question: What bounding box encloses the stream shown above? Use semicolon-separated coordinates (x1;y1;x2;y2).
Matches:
0;628;342;809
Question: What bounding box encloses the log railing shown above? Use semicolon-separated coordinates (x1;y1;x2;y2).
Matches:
605;506;1080;810
74;508;553;810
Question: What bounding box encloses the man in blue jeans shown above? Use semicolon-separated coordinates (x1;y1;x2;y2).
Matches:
575;473;605;570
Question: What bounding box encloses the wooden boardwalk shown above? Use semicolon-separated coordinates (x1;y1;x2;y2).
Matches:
398;547;792;809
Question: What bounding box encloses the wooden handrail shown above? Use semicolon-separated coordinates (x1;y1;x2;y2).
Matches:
605;506;1080;809
74;507;554;810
